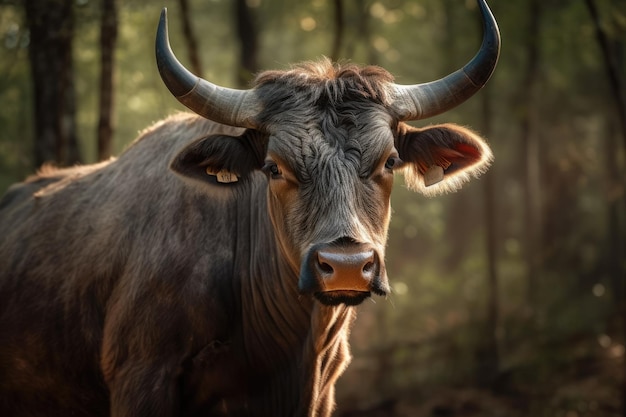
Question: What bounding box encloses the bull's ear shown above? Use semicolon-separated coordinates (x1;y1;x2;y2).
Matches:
170;129;267;185
396;123;493;196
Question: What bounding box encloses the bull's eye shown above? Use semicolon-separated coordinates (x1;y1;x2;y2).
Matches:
262;162;282;179
384;156;402;171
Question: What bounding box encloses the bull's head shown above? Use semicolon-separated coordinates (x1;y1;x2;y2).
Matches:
156;0;500;306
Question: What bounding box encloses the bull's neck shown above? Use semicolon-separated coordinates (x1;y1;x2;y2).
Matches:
233;176;356;417
233;177;312;366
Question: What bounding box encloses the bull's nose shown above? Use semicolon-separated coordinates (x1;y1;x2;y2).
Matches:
315;247;377;292
299;240;389;305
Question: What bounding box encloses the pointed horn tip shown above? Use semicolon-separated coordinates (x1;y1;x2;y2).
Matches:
154;6;259;128
155;6;198;98
478;0;501;49
158;8;168;34
391;0;500;121
464;0;501;86
155;8;169;71
156;8;169;45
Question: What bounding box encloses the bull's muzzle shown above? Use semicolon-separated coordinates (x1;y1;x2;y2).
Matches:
299;239;389;306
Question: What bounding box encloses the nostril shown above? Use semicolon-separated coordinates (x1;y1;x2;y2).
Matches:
363;261;375;274
315;244;379;278
301;241;387;298
319;261;334;275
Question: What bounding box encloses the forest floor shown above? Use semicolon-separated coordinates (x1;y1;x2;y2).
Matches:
339;329;624;417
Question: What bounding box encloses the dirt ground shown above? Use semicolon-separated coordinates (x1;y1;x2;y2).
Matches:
338;338;624;417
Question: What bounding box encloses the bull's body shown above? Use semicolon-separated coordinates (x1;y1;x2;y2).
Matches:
0;114;350;416
0;1;500;415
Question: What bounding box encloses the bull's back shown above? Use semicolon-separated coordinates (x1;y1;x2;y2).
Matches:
0;113;246;415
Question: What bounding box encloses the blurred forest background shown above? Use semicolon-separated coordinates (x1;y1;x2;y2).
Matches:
0;0;624;415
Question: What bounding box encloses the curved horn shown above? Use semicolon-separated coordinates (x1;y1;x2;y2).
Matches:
155;8;260;128
391;0;500;121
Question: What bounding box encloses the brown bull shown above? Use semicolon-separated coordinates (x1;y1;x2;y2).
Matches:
0;1;500;416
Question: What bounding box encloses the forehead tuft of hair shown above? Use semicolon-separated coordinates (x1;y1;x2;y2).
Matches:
254;57;395;108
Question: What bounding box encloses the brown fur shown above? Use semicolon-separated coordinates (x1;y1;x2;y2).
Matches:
0;60;492;417
0;113;355;417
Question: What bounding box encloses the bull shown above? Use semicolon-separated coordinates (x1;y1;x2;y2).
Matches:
0;1;500;416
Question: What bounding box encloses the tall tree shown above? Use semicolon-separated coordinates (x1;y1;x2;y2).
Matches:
97;0;118;161
330;0;345;62
585;0;626;342
520;0;542;309
583;2;625;406
24;0;81;167
234;0;259;87
344;0;376;64
584;0;626;150
441;0;475;273
479;84;500;387
585;0;626;310
178;0;203;77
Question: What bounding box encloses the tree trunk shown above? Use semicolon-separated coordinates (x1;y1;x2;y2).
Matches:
441;0;474;273
330;0;345;62
178;0;203;76
604;122;626;310
520;0;542;310
64;60;81;165
584;0;626;311
234;0;259;87
24;0;80;167
345;0;376;64
584;0;626;150
479;84;500;388
97;0;118;161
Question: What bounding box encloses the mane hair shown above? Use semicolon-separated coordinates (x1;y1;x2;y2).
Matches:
254;57;396;118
